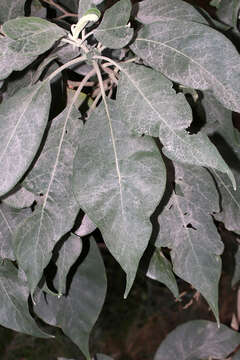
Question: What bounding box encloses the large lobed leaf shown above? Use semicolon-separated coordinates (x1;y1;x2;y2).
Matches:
35;239;107;359
117;63;235;188
0;260;49;338
154;320;240;360
94;0;133;49
131;0;240;113
73;99;166;297
0;81;51;197
0;203;31;260
14;106;82;295
156;163;223;321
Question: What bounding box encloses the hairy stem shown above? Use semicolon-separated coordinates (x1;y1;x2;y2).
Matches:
46;55;86;82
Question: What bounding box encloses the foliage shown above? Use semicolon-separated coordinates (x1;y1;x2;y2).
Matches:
0;0;240;358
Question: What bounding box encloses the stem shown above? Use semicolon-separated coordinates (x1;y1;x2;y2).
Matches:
46;55;86;82
42;0;78;18
87;92;102;118
69;69;96;105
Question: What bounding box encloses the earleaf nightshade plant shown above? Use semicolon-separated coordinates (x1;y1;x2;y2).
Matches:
0;0;240;358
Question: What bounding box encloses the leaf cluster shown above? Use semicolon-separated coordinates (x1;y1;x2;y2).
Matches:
1;0;240;358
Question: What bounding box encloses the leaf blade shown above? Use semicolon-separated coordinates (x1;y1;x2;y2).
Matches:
73;99;166;297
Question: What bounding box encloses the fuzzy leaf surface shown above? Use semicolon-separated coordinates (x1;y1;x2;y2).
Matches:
94;0;133;49
131;11;240;113
117;63;235;187
147;249;179;298
232;245;240;287
0;81;51;196
0;37;36;81
2;17;66;56
117;63;192;137
0;0;25;24
14;107;82;295
213;169;240;235
156;164;223;321
154;320;240;360
0;260;49;338
136;0;208;24
73;100;166;297
2;186;35;209
0;203;31;260
35;239;107;358
56;234;82;296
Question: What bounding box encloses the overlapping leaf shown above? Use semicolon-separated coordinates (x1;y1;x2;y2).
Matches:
75;214;97;237
73;99;166;297
0;260;49;338
56;233;82;296
201;91;238;144
94;0;133;49
213;169;240;235
156;164;223;321
0;0;25;24
147;249;179;298
35;239;107;358
2;17;66;56
14;106;82;295
0;203;31;260
2;186;35;209
131;0;240;113
117;63;235;187
154;320;240;360
0;81;51;196
0;37;36;81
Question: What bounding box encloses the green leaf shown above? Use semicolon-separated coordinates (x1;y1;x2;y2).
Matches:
56;234;82;296
161;130;235;189
213;169;240;235
0;0;25;24
78;0;95;18
14;106;82;295
136;0;208;24
117;63;192;137
0;260;50;338
0;203;31;260
156;164;223;322
147;249;179;298
154;320;240;360
217;0;240;27
2;17;66;56
117;63;235;188
201;91;238;145
73;99;166;297
94;0;133;49
35;239;107;359
0;81;51;196
0;37;36;80
130;11;240;113
2;186;35;209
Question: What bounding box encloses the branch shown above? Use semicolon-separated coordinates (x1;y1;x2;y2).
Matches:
41;0;78;19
